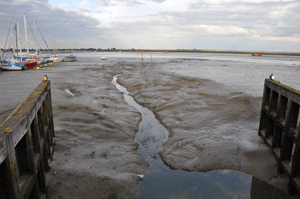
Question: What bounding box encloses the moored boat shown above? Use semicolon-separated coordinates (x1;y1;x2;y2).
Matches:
49;55;63;62
24;61;37;68
252;53;262;56
1;61;25;71
14;56;37;68
49;38;63;62
63;55;77;62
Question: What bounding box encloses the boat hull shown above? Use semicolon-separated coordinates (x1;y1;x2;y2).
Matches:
63;55;77;62
25;61;37;68
1;66;23;71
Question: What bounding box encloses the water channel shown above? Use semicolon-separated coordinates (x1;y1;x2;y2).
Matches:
112;75;254;199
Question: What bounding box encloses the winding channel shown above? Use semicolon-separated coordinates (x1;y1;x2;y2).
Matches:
112;75;252;199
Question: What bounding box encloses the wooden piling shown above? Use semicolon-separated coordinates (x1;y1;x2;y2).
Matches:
258;79;300;195
0;80;54;199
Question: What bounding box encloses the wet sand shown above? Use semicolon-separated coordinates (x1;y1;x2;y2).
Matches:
0;53;297;198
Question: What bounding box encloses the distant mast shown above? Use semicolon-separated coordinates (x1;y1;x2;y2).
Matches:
11;23;16;56
14;24;18;56
16;20;22;60
53;37;57;56
33;19;38;56
23;13;29;57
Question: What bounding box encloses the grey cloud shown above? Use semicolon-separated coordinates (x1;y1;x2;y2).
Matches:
0;0;113;48
102;0;300;49
185;0;300;38
95;0;112;6
95;0;145;7
1;0;299;50
150;0;166;2
95;0;165;7
77;7;93;13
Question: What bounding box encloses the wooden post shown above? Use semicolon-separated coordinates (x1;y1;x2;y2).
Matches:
5;130;19;199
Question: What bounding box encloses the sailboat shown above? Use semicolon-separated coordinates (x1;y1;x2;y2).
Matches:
22;14;37;68
27;19;46;64
0;48;23;71
49;37;62;62
12;14;38;68
0;23;25;71
63;54;77;62
1;61;24;71
62;42;77;62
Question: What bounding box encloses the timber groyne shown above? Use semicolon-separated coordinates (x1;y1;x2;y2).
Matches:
259;78;300;195
0;80;54;199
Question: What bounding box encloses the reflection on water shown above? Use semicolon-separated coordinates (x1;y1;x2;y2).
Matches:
139;157;252;199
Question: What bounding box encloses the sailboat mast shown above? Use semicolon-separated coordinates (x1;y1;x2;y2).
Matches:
15;24;18;56
11;23;16;56
17;20;22;59
53;37;57;55
23;13;29;57
33;19;38;55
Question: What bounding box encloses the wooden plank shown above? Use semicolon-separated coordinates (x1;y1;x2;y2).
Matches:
0;139;7;165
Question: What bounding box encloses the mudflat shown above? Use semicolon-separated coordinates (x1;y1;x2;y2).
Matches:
0;53;297;198
116;58;289;192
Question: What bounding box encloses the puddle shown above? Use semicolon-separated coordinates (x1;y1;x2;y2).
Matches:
111;75;293;199
64;89;75;96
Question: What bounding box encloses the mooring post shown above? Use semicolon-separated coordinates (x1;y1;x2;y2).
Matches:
289;143;300;194
38;103;50;172
43;100;51;171
279;99;293;169
5;129;19;199
24;115;40;199
32;116;41;154
47;86;55;153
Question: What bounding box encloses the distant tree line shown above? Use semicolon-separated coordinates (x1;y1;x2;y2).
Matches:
1;48;300;56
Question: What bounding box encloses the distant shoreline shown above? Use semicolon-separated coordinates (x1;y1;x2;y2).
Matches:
2;48;300;56
112;49;300;56
64;49;300;56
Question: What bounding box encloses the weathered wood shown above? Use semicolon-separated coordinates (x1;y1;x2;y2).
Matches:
258;79;300;195
0;80;54;198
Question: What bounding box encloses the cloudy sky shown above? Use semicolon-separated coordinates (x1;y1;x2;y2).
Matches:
0;0;299;51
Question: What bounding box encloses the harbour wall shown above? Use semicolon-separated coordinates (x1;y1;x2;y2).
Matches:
258;78;300;195
0;80;54;199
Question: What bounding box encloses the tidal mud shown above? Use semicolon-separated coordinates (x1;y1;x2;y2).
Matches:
1;52;299;198
46;59;150;198
116;57;292;192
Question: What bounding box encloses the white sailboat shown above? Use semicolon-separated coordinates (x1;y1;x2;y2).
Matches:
49;37;62;62
1;23;24;71
1;62;23;71
21;14;37;68
27;19;44;64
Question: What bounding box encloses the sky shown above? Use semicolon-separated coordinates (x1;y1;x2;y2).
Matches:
0;0;300;51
